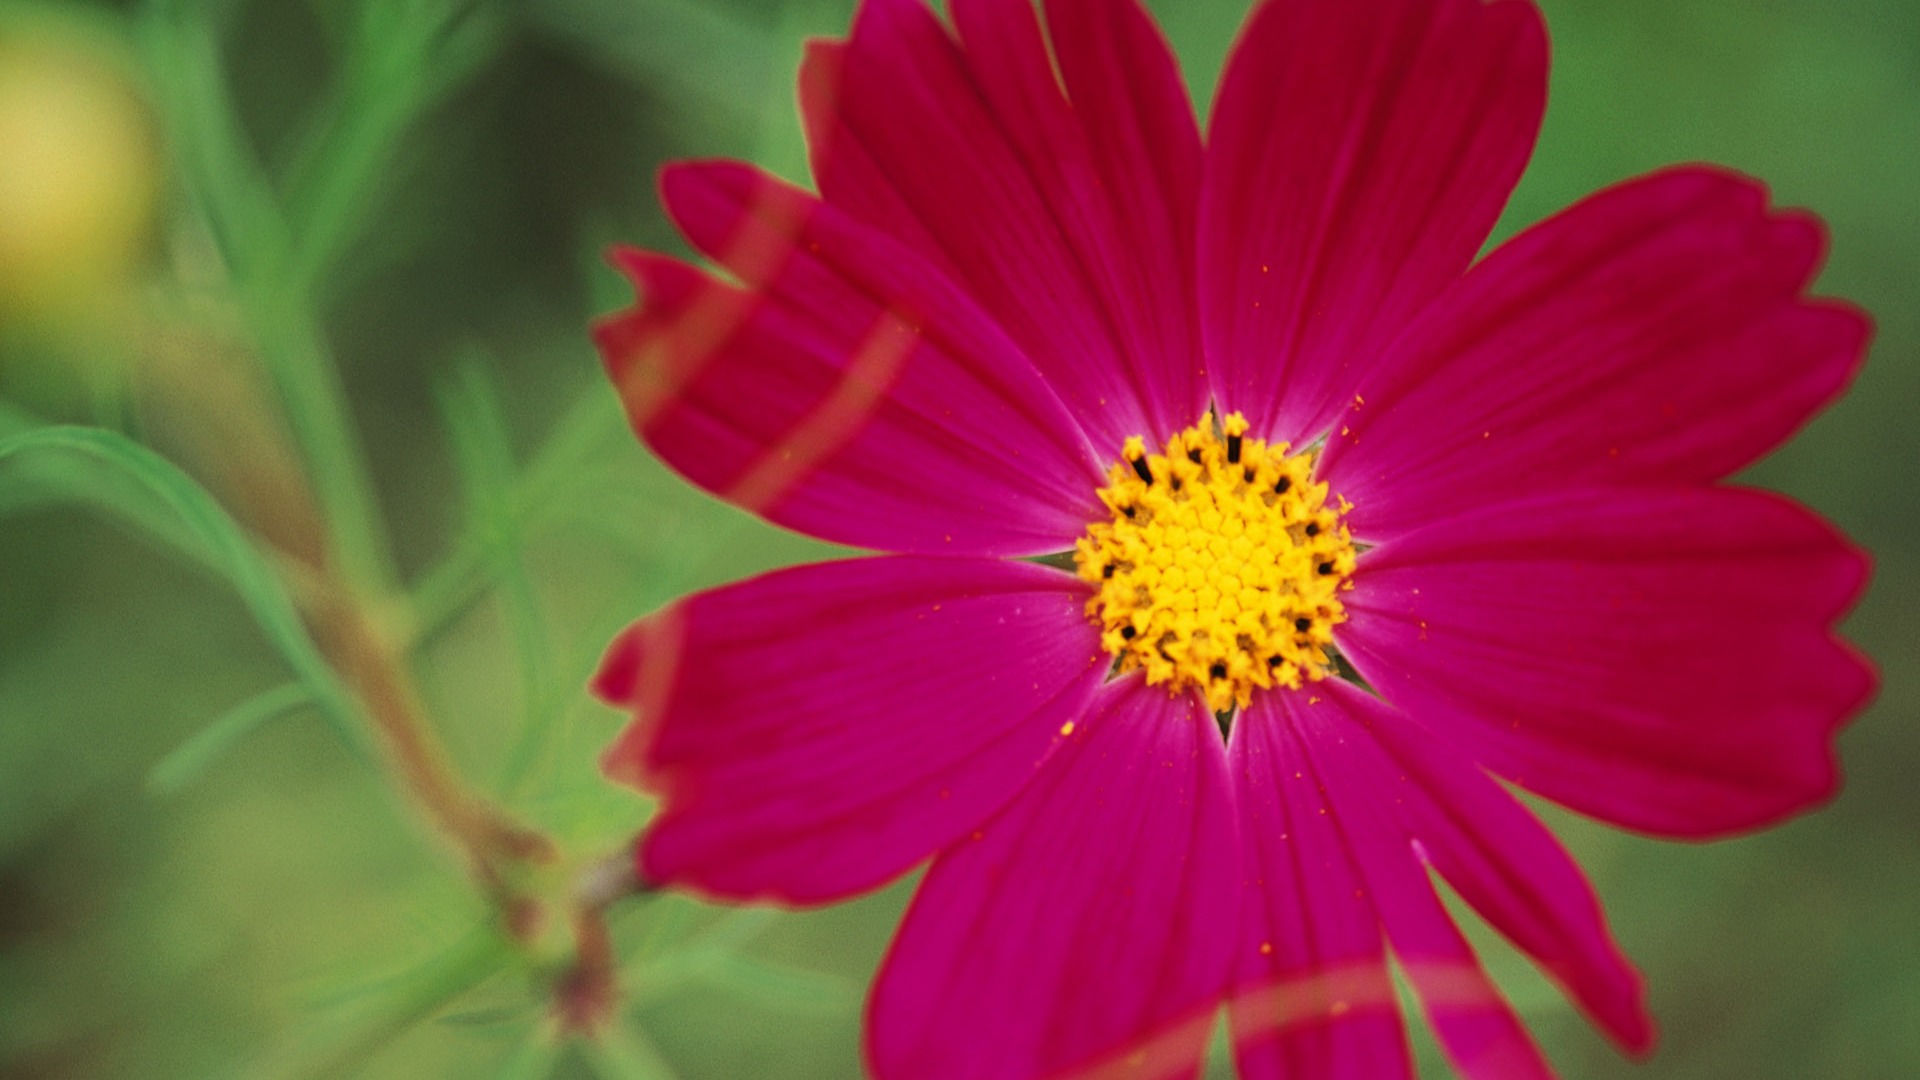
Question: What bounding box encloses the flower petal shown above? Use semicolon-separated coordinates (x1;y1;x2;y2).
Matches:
1201;0;1546;446
1331;682;1651;1051
950;0;1208;439
1340;486;1874;837
1288;688;1556;1080
798;39;961;282
868;679;1238;1080
1322;166;1869;541
1228;696;1415;1080
595;163;1107;557
595;556;1106;905
804;0;1206;452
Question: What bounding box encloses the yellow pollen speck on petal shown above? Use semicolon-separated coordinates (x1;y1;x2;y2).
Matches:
1060;721;1076;737
1074;411;1356;713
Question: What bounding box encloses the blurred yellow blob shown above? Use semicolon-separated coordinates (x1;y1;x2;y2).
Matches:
0;32;159;325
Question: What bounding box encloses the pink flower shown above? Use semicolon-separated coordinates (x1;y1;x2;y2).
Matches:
590;0;1873;1076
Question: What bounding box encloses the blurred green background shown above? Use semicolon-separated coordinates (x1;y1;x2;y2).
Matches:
1;0;1915;1077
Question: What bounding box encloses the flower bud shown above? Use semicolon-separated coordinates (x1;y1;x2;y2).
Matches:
0;25;159;328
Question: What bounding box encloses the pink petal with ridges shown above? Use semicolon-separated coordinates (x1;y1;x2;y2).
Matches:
868;679;1238;1080
1228;695;1415;1080
1319;681;1653;1052
804;0;1203;452
1288;689;1555;1080
595;557;1106;905
1340;485;1874;837
798;39;963;285
1323;166;1869;540
594;163;1106;556
1202;0;1546;446
950;0;1206;441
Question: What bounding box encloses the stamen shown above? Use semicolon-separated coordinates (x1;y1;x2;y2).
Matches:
1075;411;1355;713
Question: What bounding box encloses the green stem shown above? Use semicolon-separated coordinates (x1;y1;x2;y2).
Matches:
140;6;397;595
246;282;397;594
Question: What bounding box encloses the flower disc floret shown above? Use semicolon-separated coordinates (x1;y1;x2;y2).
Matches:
1074;413;1355;713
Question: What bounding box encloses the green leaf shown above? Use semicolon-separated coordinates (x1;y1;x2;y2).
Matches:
138;1;287;283
253;922;518;1080
0;399;40;438
0;426;369;757
626;907;786;999
526;0;784;126
495;1028;564;1080
675;907;780;959
147;682;314;795
753;0;821;183
527;0;844;174
700;953;855;1015
281;0;508;295
139;0;396;596
0;423;212;562
408;381;627;649
581;1021;677;1080
435;355;559;794
436;1003;536;1028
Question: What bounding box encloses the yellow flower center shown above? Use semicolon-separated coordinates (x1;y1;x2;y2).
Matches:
1073;412;1355;714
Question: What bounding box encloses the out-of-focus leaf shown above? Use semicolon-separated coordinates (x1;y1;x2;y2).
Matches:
673;906;779;959
0;400;40;438
0;426;368;757
495;1028;564;1080
528;0;841;180
577;214;635;321
526;0;783;126
436;1002;536;1028
618;890;697;964
700;953;855;1015
408;381;627;648
753;0;818;181
259;922;517;1080
147;682;314;795
581;1021;677;1080
436;356;557;794
139;0;286;280
139;1;395;595
1203;1013;1232;1076
282;0;508;295
625;907;793;1000
0;424;210;559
